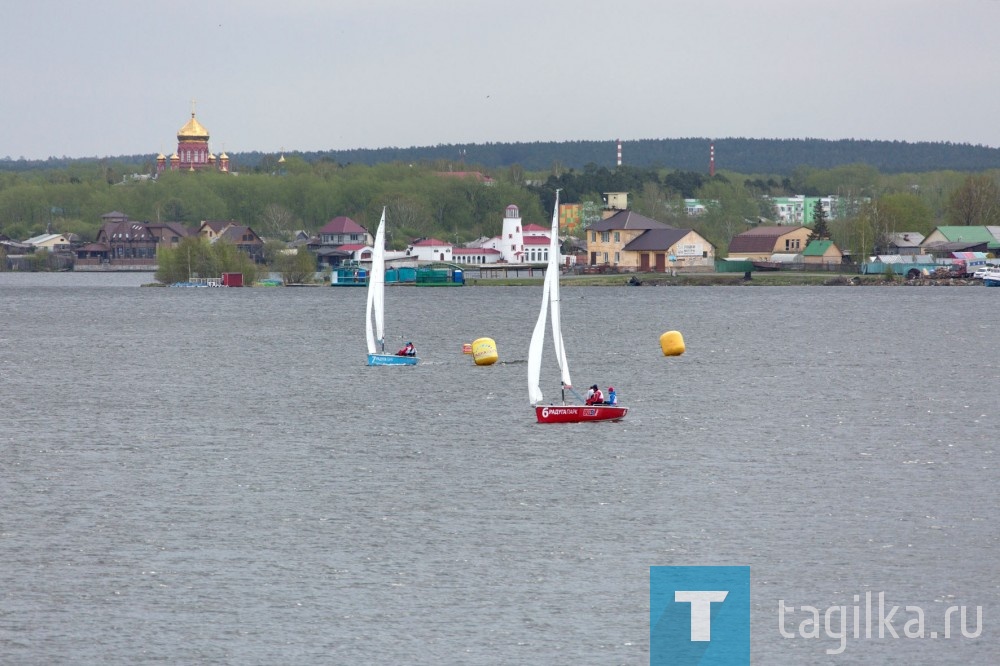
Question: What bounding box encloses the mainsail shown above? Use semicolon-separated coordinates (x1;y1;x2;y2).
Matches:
365;208;387;355
527;191;571;404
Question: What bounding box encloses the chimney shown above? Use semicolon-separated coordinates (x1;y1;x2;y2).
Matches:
616;139;622;167
709;142;715;177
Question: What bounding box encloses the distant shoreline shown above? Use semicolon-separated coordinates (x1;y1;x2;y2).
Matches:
462;273;985;287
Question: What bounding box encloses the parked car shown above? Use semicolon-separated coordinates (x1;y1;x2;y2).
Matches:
973;266;999;280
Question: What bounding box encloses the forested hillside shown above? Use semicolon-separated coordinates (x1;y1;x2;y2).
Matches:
4;138;1000;175
2;148;999;269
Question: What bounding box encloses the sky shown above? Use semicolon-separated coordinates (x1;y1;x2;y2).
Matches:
3;0;1000;161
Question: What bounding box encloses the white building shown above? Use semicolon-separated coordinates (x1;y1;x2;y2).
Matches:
480;204;555;264
406;238;453;262
452;247;502;265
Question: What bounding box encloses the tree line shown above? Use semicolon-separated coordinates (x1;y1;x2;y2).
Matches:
1;155;999;271
4;137;1000;174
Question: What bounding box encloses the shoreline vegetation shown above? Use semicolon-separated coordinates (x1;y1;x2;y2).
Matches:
138;272;985;288
462;272;984;287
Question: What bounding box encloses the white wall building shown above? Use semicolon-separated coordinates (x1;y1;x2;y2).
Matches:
452;247;502;264
406;238;453;262
480;204;556;264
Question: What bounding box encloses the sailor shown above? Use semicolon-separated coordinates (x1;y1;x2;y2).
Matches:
606;387;617;405
397;341;415;356
586;384;604;405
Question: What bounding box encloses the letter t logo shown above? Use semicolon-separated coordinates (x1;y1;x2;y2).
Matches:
675;591;729;641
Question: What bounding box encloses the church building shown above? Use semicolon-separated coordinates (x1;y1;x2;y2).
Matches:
156;108;229;173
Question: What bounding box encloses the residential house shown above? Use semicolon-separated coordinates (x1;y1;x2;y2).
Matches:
198;221;265;263
24;233;71;251
920;226;999;255
76;216;190;269
586;210;669;267
883;232;924;255
309;216;373;269
621;227;717;272
586;207;716;272
147;222;189;249
317;216;372;246
198;220;241;241
802;240;844;266
87;219;160;267
726;226;812;260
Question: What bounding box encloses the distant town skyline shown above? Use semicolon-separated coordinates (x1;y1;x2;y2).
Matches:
3;0;1000;161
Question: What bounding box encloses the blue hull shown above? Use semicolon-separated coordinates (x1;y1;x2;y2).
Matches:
368;353;419;366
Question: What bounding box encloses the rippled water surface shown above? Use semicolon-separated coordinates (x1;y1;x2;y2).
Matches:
1;273;997;664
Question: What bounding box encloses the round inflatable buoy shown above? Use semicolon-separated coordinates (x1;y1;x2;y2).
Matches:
462;343;473;355
472;337;499;365
659;330;685;356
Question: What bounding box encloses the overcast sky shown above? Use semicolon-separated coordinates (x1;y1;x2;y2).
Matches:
3;0;999;160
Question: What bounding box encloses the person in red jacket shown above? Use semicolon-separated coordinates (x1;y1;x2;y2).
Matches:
585;384;604;405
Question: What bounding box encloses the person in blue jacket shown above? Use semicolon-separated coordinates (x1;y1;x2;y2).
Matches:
606;387;617;405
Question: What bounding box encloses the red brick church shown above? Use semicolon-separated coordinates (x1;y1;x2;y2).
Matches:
156;106;230;173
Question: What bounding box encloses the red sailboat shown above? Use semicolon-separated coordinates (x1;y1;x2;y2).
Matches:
528;191;628;424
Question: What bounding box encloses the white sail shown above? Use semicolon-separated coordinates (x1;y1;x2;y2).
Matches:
527;191;571;404
547;197;572;390
365;209;387;355
527;252;552;404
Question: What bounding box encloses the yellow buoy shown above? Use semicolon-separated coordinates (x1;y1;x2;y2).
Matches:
472;337;499;365
462;343;473;354
659;330;686;356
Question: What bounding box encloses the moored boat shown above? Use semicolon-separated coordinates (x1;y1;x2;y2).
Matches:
981;268;1000;287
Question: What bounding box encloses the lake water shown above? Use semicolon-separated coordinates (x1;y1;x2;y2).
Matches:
1;273;997;664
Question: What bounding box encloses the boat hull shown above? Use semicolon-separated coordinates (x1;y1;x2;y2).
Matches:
534;404;629;423
984;277;1000;287
368;353;419;366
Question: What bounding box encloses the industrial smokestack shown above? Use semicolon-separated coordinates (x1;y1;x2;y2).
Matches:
617;139;622;167
709;142;715;177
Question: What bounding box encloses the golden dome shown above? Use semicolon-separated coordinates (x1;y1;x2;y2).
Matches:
177;113;209;140
156;153;166;160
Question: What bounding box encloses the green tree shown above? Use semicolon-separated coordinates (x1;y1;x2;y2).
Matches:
691;179;759;251
154;236;260;284
273;248;317;284
946;174;1000;225
809;201;831;240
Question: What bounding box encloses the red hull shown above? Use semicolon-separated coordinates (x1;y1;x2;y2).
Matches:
534;404;629;423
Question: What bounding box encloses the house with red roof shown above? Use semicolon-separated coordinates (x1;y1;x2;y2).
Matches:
308;216;375;269
317;216;372;246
